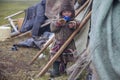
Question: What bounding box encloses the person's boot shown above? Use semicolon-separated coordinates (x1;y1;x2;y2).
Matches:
50;61;60;77
59;63;67;74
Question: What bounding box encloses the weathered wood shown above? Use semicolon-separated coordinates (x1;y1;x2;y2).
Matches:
68;46;91;80
11;31;21;37
17;18;24;30
5;11;24;34
36;11;91;77
75;0;90;17
29;36;54;65
4;11;24;19
8;18;19;33
11;30;31;39
11;19;51;38
75;61;91;80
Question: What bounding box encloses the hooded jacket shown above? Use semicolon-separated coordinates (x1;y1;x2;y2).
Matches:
50;0;77;56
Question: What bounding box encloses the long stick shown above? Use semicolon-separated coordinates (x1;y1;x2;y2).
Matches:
11;30;31;39
75;0;89;17
75;61;91;80
36;11;91;77
11;20;51;38
29;36;54;65
68;46;90;80
5;11;24;19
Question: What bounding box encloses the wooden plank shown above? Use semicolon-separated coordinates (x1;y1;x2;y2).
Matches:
29;36;54;65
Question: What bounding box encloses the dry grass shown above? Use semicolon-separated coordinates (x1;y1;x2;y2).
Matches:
0;1;39;25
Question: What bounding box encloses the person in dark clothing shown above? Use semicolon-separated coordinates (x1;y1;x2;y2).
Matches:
20;0;50;37
32;0;50;37
15;0;51;49
74;0;87;10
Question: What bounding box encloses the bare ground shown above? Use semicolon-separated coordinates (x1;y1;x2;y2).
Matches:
0;35;66;80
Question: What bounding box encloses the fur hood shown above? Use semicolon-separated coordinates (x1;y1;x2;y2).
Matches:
59;0;75;19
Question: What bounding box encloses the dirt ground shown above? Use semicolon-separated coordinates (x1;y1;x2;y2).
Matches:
0;35;66;80
0;33;89;80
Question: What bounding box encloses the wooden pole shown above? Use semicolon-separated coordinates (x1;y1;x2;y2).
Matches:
11;30;31;39
68;46;90;80
36;11;91;77
11;20;51;38
29;36;54;65
11;31;21;37
75;61;91;80
75;0;89;17
5;11;24;19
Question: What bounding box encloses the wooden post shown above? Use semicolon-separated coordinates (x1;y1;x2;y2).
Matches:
5;11;24;35
75;0;89;17
29;36;54;65
68;46;91;80
11;20;51;38
36;11;91;77
5;11;24;19
11;30;31;38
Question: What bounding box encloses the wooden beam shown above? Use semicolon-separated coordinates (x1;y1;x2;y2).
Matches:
75;0;90;17
29;36;54;65
5;11;24;19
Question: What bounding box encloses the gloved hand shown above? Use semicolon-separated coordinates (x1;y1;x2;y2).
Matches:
68;21;77;29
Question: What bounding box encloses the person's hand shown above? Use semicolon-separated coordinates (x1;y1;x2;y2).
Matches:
56;21;62;26
68;21;76;29
56;19;66;26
